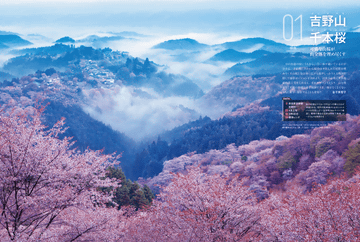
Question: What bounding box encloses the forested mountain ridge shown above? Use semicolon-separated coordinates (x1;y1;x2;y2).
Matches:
145;114;360;196
2;44;203;98
132;110;306;179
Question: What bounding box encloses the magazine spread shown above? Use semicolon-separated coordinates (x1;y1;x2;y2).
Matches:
0;0;359;241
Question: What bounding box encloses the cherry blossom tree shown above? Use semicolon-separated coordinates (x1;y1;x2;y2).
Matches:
0;107;122;241
261;171;360;241
124;166;261;241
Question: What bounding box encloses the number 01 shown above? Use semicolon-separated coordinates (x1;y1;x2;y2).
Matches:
283;14;302;41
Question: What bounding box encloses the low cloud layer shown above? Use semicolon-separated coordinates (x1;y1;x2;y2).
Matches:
82;85;202;141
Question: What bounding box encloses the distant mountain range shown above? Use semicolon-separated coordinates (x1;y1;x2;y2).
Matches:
55;36;75;44
2;44;204;99
209;49;271;62
216;37;290;53
107;31;146;37
0;31;18;35
26;34;53;43
153;37;290;52
152;37;297;67
153;34;360;77
0;34;32;49
77;35;125;43
224;52;312;76
153;38;209;50
10;43;74;56
52;34;128;48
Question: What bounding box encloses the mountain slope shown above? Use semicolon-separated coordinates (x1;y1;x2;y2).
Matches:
209;49;270;62
217;37;289;53
153;38;209;50
0;34;32;48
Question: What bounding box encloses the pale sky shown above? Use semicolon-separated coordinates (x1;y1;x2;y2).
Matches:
0;0;358;10
0;0;358;39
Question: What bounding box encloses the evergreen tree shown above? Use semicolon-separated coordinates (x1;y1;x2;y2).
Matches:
105;167;155;210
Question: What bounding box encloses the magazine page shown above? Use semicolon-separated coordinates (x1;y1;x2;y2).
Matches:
0;0;359;241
